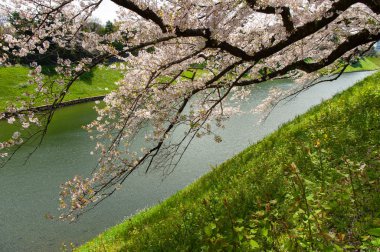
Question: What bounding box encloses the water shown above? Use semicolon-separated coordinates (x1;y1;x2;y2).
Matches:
0;71;373;251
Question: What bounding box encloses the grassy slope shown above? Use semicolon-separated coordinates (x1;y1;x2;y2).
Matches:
0;66;122;111
79;71;380;251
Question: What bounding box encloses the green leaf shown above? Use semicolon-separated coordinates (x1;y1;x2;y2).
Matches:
262;228;268;237
210;222;216;230
234;226;244;232
306;195;314;201
204;223;216;236
368;228;380;237
304;178;315;185
344;245;355;249
371;238;380;246
333;244;344;252
249;240;260;249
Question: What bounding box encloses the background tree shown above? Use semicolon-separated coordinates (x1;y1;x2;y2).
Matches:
3;12;104;65
104;20;115;34
0;0;379;220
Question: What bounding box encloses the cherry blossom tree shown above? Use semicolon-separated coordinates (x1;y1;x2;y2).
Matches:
0;0;379;220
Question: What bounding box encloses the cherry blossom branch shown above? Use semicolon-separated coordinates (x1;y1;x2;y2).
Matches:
1;0;379;220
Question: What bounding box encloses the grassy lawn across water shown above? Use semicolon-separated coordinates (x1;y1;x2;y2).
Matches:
344;57;380;72
0;65;122;111
0;56;379;112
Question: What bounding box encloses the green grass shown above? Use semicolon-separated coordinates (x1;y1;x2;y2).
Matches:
78;71;380;251
367;56;380;68
0;66;30;109
326;57;380;75
344;57;380;72
0;65;122;111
